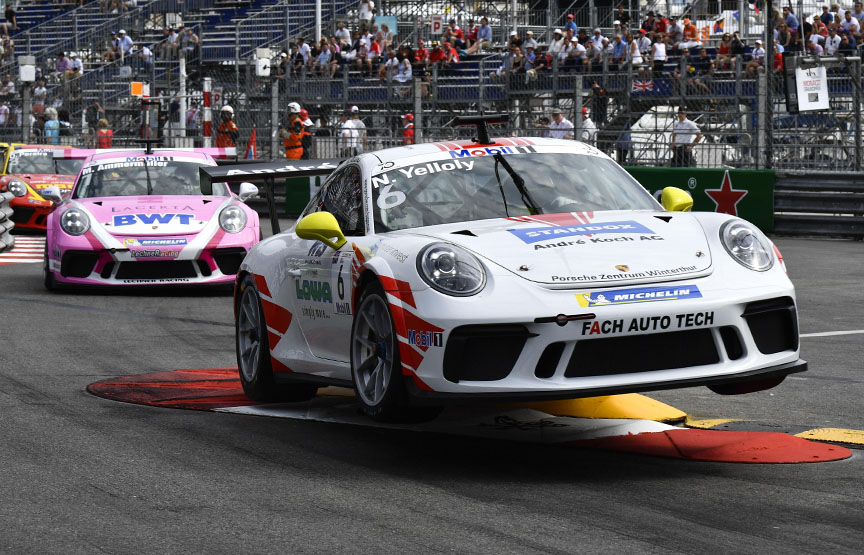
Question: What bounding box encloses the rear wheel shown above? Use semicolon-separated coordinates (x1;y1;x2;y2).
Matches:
236;274;318;402
350;282;442;422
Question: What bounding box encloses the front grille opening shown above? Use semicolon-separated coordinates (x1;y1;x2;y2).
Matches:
60;251;99;278
10;207;34;223
197;260;213;277
535;342;565;378
35;214;47;226
115;260;198;280
212;247;247;275
443;325;530;382
565;329;720;378
719;326;745;360
743;297;798;354
100;261;115;279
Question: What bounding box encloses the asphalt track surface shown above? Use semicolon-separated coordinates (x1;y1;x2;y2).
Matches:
1;232;862;554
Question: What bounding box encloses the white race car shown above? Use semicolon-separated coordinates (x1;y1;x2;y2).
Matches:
206;121;805;421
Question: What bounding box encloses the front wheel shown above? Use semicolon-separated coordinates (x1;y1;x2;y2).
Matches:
236;274;318;402
350;282;441;422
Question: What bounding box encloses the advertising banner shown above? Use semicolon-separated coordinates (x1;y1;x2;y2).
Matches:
624;167;775;232
795;66;830;111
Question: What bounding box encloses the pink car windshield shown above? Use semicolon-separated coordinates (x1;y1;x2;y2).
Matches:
74;159;227;198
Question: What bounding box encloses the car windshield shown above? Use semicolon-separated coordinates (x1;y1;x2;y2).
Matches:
73;158;227;198
371;152;660;232
7;151;82;176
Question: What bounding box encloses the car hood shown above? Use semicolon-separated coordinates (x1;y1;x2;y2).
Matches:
11;173;76;192
77;195;229;236
407;211;713;288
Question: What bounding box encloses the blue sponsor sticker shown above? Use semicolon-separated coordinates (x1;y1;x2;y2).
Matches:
575;285;703;307
508;220;655;244
138;238;187;246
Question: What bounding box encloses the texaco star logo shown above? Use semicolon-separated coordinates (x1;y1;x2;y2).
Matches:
704;170;747;216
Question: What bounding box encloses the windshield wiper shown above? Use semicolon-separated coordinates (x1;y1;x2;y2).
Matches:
143;161;153;195
492;154;510;217
493;153;541;215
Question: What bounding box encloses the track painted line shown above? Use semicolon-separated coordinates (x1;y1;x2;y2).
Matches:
801;330;864;338
684;417;741;430
795;428;864;446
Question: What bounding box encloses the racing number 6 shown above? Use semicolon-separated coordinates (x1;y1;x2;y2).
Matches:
337;264;345;300
376;184;406;210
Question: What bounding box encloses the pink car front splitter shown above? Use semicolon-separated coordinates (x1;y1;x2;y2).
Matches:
44;150;259;288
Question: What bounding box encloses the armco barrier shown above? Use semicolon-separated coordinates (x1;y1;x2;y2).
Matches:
625;167;775;234
774;173;864;239
0;191;14;253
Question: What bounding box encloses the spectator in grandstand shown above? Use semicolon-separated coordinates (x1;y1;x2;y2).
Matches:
33;79;47;113
463;19;478;51
548;29;566;57
84;99;103;144
354;39;373;76
853;3;864;23
671;108;701;167
297;36;312;64
0;37;13;62
466;17;492;55
821;5;834;26
378;47;397;79
679;18;700;49
584;38;603;72
0;75;13;102
290;44;306;76
96;119;113;148
275;51;288;78
745;39;766;76
636;28;651;56
335;21;351;46
776;23;792;51
182;27;199;58
507;30;522;49
377;23;394;51
641;12;656;34
812;15;828;40
329;35;342;55
400;113;414;145
651;37;667;77
427;40;446;72
158;28;177;59
564;37;586;71
441;41;460;71
548;108;574;139
216;105;239;148
806;38;825;56
358;0;375;31
115;29;134;60
415;39;428;63
840;11;861;35
55;51;72;79
782;7;799;35
67;52;83;80
315;43;334;78
590;28;606;49
444;20;465;50
565;14;578;36
44;108;60;145
523;31;538;51
627;34;644;66
666;16;683;44
653;13;667;37
4;4;16;32
824;27;842;54
611;34;627;68
393;50;413;84
838;33;856;54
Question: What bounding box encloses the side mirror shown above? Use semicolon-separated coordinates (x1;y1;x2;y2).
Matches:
660;187;693;212
295;211;347;250
41;185;63;203
238;182;259;203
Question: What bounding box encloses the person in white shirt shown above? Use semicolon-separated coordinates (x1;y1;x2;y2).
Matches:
671;108;702;167
651;38;667;77
358;0;375;31
840;12;861;33
33;79;48;108
350;106;367;153
548;109;574;139
824;28;842;55
335;21;351;46
746;39;765;77
339;110;359;156
68;52;83;78
296;37;311;63
580;107;597;144
591;28;606;48
523;30;538;50
548;29;566;57
629;36;644;66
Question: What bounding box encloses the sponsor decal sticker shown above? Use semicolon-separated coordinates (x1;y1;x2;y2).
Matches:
130;249;180;258
509;221;655;244
448;145;536;159
295;279;333;303
111;213;195;227
552;266;698;283
123;238;187;247
580;311;715;335
407;330;443;348
575;285;703;307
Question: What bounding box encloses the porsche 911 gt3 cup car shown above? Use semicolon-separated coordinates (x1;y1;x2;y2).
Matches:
43;148;260;289
210;130;805;422
0;145;90;230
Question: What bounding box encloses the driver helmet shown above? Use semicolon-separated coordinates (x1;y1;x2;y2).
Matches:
221;105;234;118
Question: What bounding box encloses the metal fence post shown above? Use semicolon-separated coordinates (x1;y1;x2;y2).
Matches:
575;75;583;141
763;5;773;170
271;77;280;160
855;59;862;172
414;78;422;143
757;72;766;169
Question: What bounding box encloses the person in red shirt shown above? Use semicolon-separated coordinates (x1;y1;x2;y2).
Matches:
415;39;429;63
427;41;446;68
401;113;414;145
96;118;113;148
464;19;479;50
442;42;459;69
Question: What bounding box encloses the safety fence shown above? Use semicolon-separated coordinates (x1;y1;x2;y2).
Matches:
0;191;15;253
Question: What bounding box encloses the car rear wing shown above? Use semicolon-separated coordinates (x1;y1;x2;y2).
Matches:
50;147;237;160
199;158;343;234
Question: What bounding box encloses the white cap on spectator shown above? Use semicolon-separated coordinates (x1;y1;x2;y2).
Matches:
571;37;578;42
614;20;621;25
510;31;518;36
350;105;359;113
119;29;126;34
526;30;533;35
553;28;562;35
755;39;762;44
70;52;77;57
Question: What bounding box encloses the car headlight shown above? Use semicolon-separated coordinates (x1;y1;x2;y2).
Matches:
7;180;27;197
417;242;486;296
720;220;774;271
219;205;247;233
60;208;90;236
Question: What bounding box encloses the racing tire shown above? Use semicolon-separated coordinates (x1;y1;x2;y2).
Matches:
350;282;442;423
43;243;56;291
235;274;318;402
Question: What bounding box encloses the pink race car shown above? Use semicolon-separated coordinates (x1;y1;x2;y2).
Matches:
42;149;260;289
